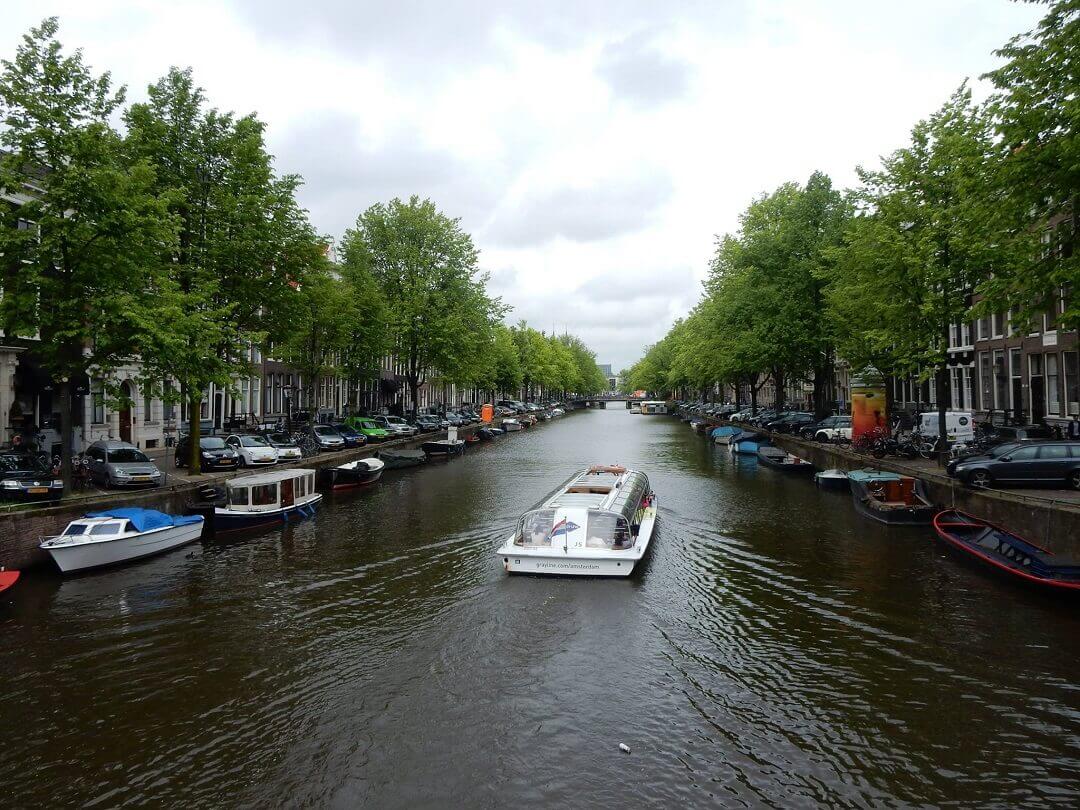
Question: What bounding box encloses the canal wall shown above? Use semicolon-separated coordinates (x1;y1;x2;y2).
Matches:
0;419;515;571
756;430;1080;556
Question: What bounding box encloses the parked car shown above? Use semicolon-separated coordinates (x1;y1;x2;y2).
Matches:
308;424;346;451
375;415;417;436
948;441;1080;489
85;439;164;487
413;415;441;432
802;415;853;441
767;412;816;434
224;433;279;467
331;423;369;448
496;400;526;413
261;432;303;462
0;452;63;502
342;420;384;443
174;435;240;470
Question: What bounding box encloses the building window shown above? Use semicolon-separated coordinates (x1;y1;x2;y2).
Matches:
991;313;1004;338
962;366;973;411
993;350;1007;411
1064;350;1079;416
1046;353;1060;415
91;380;105;424
949;323;960;350
978;352;992;411
144;388;153;423
950;367;962;408
976;318;987;342
162;381;175;421
1009;348;1022;413
962;322;972;346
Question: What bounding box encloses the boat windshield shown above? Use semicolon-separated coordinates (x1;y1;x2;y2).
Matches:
516;509;555;547
62;523;89;536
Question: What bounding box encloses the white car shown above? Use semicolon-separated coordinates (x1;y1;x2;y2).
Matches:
375;416;417;437
815;426;853;443
225;434;279;466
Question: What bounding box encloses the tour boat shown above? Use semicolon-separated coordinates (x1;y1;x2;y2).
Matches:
630;404;641;414
0;568;20;594
847;469;935;526
640;401;667;414
731;433;769;455
496;464;658;577
501;419;524;432
814;469;849;491
186;468;322;534
932;509;1080;592
317;457;385;491
421;438;465;458
39;508;205;573
711;425;742;445
756;446;815;474
377;448;427;469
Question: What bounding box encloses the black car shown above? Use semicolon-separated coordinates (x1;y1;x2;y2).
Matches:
0;452;63;502
174;435;241;470
948;441;1080;489
801;415;851;439
414;416;441;432
765;412;815;433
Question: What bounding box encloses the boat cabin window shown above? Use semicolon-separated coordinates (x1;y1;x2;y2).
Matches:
296;475;307;497
306;473;315;493
251;483;278;506
62;523;89;536
90;521;127;536
517;509;555;547
229;486;249;507
585;510;632;549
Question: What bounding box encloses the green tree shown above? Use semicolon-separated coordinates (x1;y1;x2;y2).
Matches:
838;86;1004;456
0;19;175;486
125;67;323;471
341;196;501;411
983;0;1079;330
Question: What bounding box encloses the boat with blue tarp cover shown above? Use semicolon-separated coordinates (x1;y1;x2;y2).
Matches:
185;468;321;535
848;469;935;526
933;509;1080;592
40;508;205;573
731;432;769;455
711;425;741;445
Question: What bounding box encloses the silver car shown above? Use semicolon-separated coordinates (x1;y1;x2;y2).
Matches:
85;440;164;488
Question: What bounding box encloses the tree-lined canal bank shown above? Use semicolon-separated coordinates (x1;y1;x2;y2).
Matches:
2;407;1078;807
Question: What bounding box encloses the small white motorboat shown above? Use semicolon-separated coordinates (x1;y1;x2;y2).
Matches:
496;465;658;577
40;508;205;573
501;418;524;432
317;457;385;491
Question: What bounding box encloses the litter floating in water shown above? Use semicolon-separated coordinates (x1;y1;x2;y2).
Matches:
618;743;631;754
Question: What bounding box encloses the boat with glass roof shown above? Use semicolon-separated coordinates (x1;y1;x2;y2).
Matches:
185;468;321;534
496;465;658;576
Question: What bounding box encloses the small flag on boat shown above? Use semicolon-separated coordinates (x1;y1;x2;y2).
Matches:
548;518;580;540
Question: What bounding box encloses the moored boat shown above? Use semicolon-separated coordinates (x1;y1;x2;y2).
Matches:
377;448;427;469
495;464;658;577
757;446;815;473
186;468;321;534
932;509;1080;592
0;568;20;593
731;432;769;455
39;508;205;573
421;438;466;458
847;469;935;526
711;425;741;445
317;457;385;491
477;427;501;440
501;419;523;432
814;468;849;490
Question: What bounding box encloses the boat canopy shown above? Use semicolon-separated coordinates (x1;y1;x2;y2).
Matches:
711;426;740;438
847;470;902;483
84;508;201;532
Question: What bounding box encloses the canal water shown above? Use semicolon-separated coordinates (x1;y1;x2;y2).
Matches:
2;408;1078;807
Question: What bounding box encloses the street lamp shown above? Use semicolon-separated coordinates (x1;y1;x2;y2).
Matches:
283;384;293;433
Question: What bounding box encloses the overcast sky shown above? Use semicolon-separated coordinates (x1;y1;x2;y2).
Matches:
2;2;1044;371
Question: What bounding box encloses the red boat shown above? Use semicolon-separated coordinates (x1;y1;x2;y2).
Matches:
0;569;20;594
932;510;1080;592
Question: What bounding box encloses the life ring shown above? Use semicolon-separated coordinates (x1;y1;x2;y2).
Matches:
588;464;627;475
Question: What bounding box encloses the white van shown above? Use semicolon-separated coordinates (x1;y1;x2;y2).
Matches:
918;411;974;442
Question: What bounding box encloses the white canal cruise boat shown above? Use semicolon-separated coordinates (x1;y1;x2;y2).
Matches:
496;465;658;576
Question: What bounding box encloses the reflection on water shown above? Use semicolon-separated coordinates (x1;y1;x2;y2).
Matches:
2;408;1079;807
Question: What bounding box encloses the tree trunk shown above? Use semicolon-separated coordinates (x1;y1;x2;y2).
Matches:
59;378;73;490
749;374;758;414
408;376;420;414
813;349;835;418
935;365;949;466
773;368;786;412
189;393;202;474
